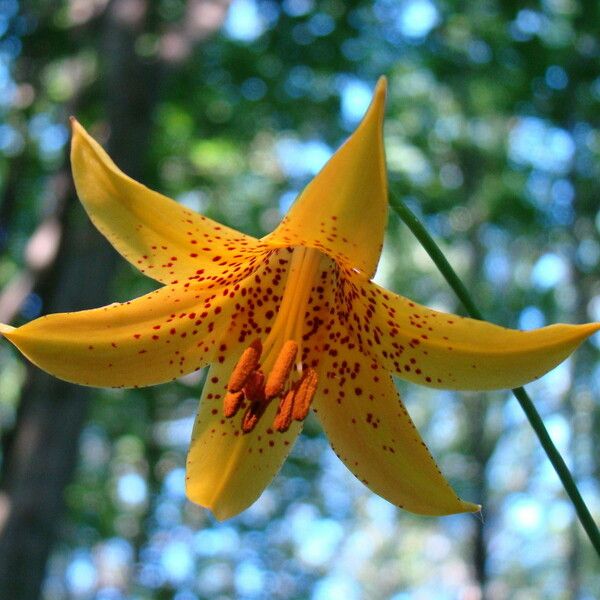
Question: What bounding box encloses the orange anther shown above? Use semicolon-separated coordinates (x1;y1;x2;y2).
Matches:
273;387;295;432
264;340;298;400
227;339;262;392
292;368;318;422
223;390;244;418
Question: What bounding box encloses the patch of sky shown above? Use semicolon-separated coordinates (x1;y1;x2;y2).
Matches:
174;590;199;600
195;526;240;557
539;360;571;398
278;189;298;214
98;538;134;578
338;77;372;127
234;560;265;596
545;65;568;90
549;177;574;225
308;12;335;37
282;0;314;17
0;35;20;58
224;0;266;42
116;472;147;508
29;113;69;158
587;294;600;323
545;413;570;454
508;117;575;174
519;305;546;330
375;0;440;40
312;574;362;600
364;494;396;528
161;541;194;584
155;498;183;527
0;123;24;156
197;562;231;596
467;39;492;64
0;15;9;37
0;0;18;19
510;9;543;41
163;467;186;498
397;0;440;39
531;252;569;290
275;136;332;178
154;414;194;447
507;495;543;532
65;551;97;597
297;518;344;567
484;249;511;287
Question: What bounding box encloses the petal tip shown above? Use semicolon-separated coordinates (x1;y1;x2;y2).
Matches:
375;75;388;96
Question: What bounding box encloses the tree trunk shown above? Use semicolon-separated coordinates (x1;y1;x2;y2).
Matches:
0;2;158;597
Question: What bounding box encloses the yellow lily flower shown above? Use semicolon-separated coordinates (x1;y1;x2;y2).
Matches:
1;78;598;521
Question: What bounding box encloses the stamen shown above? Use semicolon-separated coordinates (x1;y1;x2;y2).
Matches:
243;370;265;402
227;339;262;393
223;390;244;418
273;387;296;432
241;372;268;434
242;401;264;433
264;340;298;400
292;368;318;422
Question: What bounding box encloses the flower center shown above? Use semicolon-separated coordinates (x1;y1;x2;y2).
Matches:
223;246;322;433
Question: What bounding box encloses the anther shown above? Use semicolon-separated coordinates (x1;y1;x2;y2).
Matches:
264;340;298;400
223;390;244;418
227;339;262;393
292;368;318;422
273;387;295;432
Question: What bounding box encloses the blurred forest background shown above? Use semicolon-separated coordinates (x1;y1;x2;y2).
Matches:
0;0;599;598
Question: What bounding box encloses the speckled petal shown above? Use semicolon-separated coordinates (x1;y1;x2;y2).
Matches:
0;249;293;388
335;269;600;390
186;350;302;521
0;283;233;387
263;78;388;277
314;347;478;515
71;119;266;285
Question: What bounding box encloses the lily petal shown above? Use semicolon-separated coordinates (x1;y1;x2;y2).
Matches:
0;283;233;387
264;78;388;277
336;269;600;390
71;119;265;285
314;346;478;515
186;344;302;521
0;249;292;388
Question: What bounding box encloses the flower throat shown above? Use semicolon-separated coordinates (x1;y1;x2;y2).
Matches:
222;246;322;433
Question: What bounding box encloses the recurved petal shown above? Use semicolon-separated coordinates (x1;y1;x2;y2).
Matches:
71;119;266;285
263;78;388;277
314;347;478;515
186;349;302;520
0;283;235;387
336;269;600;390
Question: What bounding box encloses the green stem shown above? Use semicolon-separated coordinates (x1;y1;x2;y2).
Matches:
389;193;600;558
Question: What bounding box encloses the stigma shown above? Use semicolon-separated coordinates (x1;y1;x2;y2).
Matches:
224;338;318;433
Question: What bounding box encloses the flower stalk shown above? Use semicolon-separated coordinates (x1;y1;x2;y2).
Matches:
389;192;600;558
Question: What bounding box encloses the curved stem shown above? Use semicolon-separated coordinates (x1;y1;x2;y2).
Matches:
389;192;600;558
